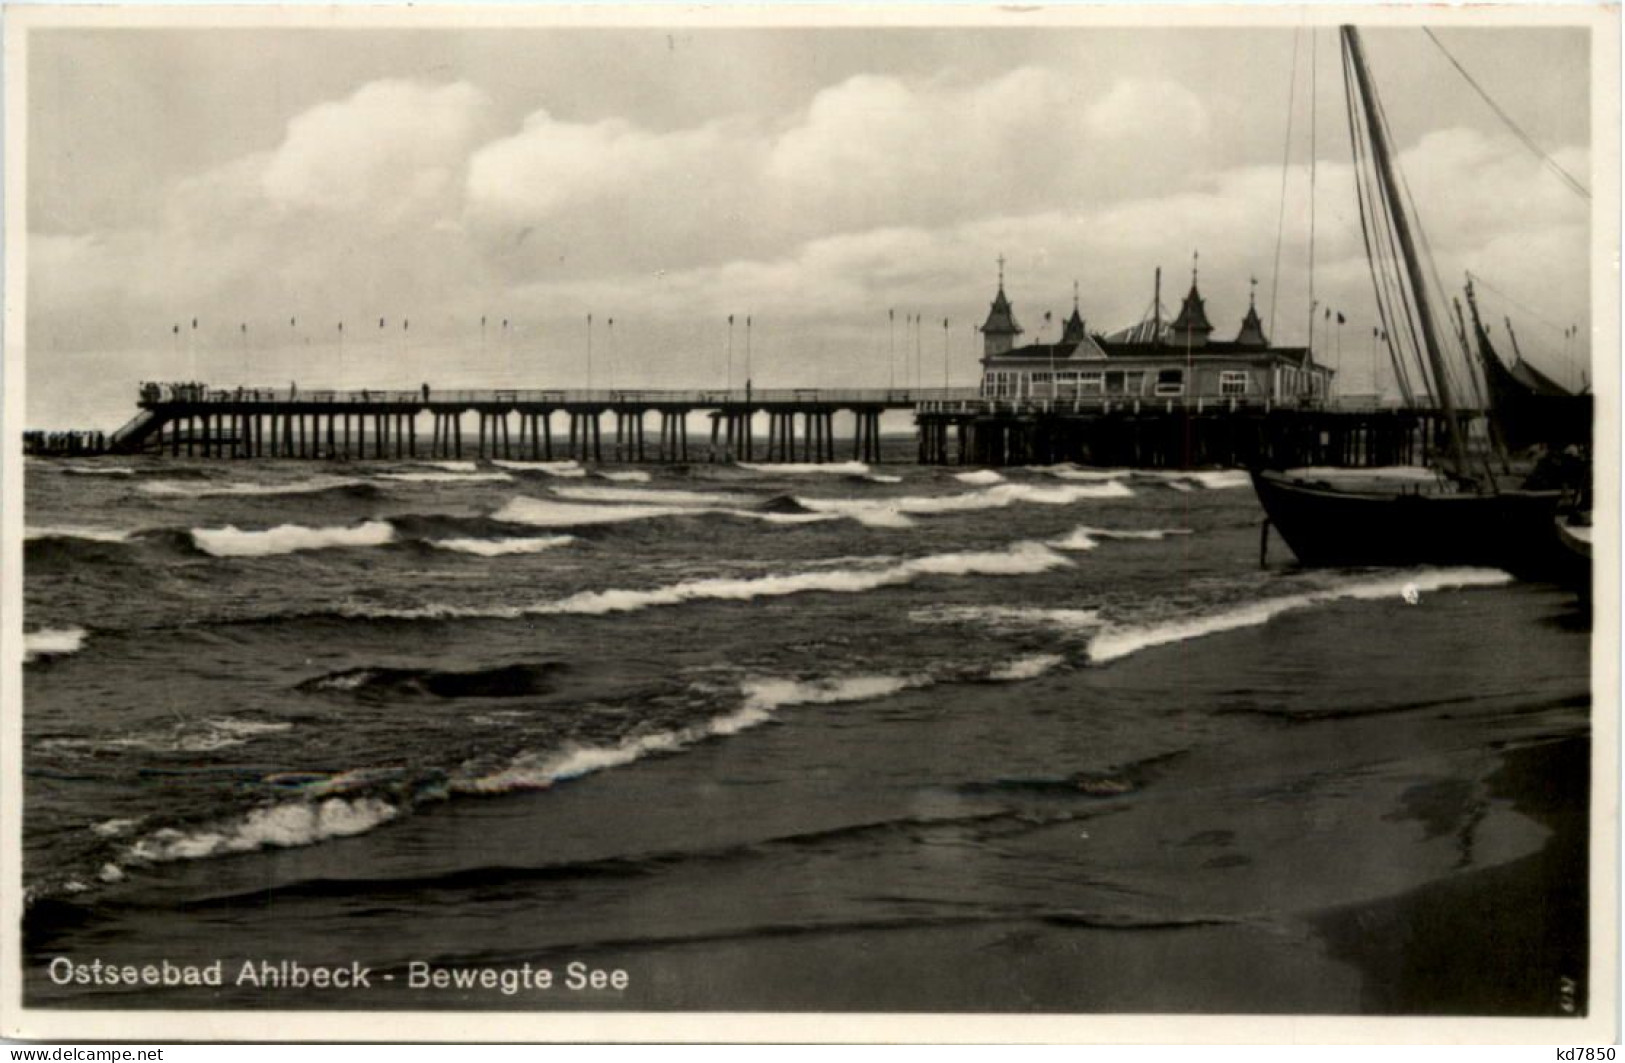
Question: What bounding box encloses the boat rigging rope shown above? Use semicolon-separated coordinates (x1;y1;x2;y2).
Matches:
1269;26;1302;346
1422;28;1591;201
1341;32;1420;406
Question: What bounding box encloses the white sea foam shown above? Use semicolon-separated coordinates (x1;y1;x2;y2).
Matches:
1049;528;1101;551
491;459;588;477
192;520;395;557
495;498;708;527
25;525;136;543
90;818;142;839
737;461;872;476
1086;568;1515;665
914;605;1103;641
24;627;87;663
415;461;478;472
494;495;838;529
461;672;918;793
376;471;514;484
347;541;1070;621
431;535;576;557
866;474;904;484
143;475;368;498
552;485;753;507
988;654;1067;681
598;469;652;482
955;469;1005;485
1180;470;1251;490
1135;470;1250;490
796;481;1135;528
1050;524;1194;551
41;717;293;755
1038;465;1134;482
124;797;399;864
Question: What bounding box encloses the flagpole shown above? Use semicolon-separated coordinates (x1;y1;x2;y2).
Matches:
607;317;615;391
585;314;592;392
888;309;895;390
914;313;922;393
942;318;950;391
745;315;752;388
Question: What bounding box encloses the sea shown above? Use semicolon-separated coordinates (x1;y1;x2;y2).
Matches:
19;448;1592;1013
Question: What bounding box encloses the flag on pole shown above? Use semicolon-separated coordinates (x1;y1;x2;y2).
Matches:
191;318;198;329
172;324;180;335
728;314;734;325
379;317;386;329
1336;312;1346;324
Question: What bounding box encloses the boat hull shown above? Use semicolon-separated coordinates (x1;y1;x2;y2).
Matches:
1251;469;1567;578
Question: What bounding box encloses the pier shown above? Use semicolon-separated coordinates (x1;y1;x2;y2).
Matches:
99;386;952;464
32;385;1480;469
915;396;1475;469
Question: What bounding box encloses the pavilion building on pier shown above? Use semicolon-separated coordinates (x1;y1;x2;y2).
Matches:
977;261;1334;406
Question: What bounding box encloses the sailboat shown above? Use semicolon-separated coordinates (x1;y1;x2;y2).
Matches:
1463;279;1591;454
1251;26;1584;583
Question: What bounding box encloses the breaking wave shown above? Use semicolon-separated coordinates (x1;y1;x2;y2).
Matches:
598;470;652;483
955;470;1005;485
1086;568;1515;664
123;797;399;865
988;654;1067;681
1134;470;1251;491
552;485;755;507
343;541;1071;620
737;461;872;476
24;627;88;664
914;605;1103;642
795;481;1134;528
25;525;137;544
142;475;371;498
375;471;513;484
1037;465;1133;482
430;535;576;557
493;496;837;529
1049;524;1194;551
461;672;921;794
191;520;395;558
491;459;587;477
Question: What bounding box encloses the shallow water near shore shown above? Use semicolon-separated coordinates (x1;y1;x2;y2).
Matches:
21;453;1591;1012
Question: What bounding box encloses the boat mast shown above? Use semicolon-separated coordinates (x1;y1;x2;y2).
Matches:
1341;25;1472;479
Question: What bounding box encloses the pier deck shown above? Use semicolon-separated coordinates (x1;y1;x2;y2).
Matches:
44;386;1479;469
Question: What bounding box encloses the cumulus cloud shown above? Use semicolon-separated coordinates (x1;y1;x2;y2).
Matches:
25;61;1593;426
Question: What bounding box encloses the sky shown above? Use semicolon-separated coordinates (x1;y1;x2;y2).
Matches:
21;19;1595;430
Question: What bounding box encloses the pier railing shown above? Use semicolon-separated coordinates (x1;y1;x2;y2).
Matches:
140;386;984;408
